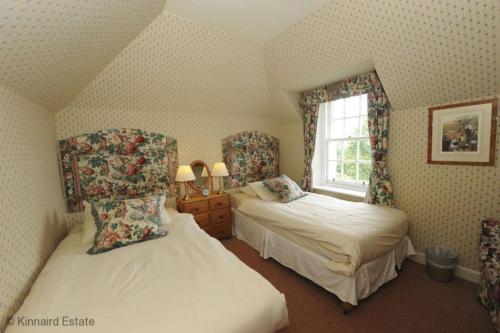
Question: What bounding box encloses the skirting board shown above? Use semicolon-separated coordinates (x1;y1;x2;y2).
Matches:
410;252;480;284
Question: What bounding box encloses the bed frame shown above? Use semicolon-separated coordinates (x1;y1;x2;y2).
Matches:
222;130;413;314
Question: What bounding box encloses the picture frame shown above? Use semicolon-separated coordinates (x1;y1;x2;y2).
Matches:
427;98;497;166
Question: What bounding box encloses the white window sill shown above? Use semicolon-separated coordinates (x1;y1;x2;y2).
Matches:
313;185;366;200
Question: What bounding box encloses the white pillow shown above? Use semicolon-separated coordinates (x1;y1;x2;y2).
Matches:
239;186;258;198
81;201;96;245
80;196;171;245
248;181;278;202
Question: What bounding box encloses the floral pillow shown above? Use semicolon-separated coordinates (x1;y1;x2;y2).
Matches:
263;175;307;203
88;196;167;255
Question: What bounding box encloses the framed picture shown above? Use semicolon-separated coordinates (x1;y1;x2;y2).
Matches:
428;98;497;166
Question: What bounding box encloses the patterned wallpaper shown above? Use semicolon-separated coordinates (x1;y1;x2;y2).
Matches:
1;0;496;122
265;0;499;121
0;85;66;330
64;12;272;119
0;0;166;111
54;12;279;219
388;96;500;270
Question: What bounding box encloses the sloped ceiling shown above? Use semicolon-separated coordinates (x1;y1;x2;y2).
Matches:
0;0;166;111
63;13;273;119
2;0;498;123
265;0;499;122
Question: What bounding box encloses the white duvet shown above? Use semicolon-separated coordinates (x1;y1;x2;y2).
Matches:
6;214;288;333
234;193;409;276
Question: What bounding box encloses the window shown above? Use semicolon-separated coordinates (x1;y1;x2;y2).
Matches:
313;94;370;192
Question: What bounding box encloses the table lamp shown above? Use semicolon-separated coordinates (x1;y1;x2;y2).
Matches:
212;162;229;194
175;165;196;200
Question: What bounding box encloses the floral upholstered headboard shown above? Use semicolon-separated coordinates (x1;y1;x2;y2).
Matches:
59;128;178;213
222;131;279;188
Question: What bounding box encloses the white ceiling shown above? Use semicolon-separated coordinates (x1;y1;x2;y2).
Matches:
164;0;331;43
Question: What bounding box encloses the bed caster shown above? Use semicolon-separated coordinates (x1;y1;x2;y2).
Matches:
342;302;354;315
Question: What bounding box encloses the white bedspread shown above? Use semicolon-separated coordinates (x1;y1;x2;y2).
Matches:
6;214;288;333
234;193;409;276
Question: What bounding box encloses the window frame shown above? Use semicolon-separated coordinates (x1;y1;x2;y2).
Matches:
314;94;371;193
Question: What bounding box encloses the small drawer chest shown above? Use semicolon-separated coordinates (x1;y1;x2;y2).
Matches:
177;193;232;240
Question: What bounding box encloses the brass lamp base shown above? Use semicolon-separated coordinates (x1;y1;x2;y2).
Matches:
218;177;225;195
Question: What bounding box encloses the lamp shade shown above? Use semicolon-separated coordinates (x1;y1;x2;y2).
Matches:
201;166;209;177
212;162;229;177
175;165;196;182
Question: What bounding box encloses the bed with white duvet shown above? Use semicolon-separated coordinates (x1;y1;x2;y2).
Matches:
231;191;415;306
6;212;288;333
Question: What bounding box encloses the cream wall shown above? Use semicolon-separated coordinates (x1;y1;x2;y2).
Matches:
62;12;273;120
388;97;500;270
0;85;66;329
277;122;304;184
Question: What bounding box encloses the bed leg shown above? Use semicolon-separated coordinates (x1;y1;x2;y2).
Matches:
395;265;403;273
342;302;354;315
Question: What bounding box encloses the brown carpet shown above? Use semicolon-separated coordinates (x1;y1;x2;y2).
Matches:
222;237;494;333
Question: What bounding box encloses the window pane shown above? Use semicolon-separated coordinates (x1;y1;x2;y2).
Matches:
359;163;371;184
344;117;359;137
359;139;371;161
330;120;344;138
360;94;368;115
327;141;342;160
360;116;369;136
343;140;357;161
327;161;340;181
331;99;344;119
342;162;356;181
344;95;360;118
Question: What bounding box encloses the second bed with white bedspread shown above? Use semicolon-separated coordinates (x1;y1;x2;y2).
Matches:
231;192;415;305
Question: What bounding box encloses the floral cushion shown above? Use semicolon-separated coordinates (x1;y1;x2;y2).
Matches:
263;175;307;203
88;196;167;255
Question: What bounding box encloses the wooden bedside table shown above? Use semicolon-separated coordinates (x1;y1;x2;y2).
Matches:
177;192;232;240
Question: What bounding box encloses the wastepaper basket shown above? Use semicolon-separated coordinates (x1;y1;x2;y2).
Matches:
425;246;458;282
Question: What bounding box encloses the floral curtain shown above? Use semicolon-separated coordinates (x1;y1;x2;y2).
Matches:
299;71;395;206
300;88;327;191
